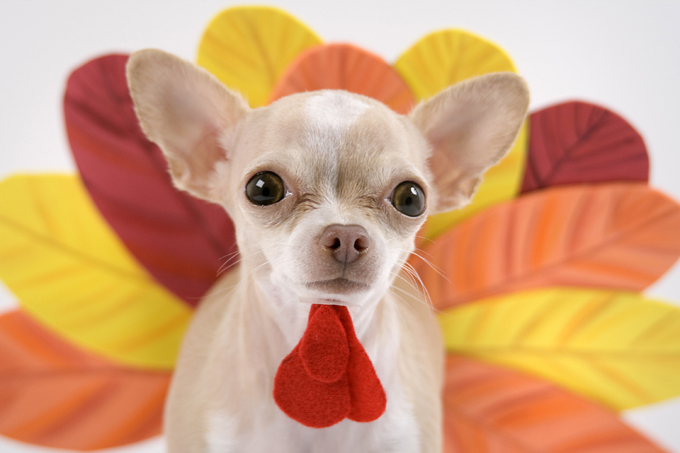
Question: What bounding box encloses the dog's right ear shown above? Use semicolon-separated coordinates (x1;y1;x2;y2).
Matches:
410;73;529;214
127;49;249;201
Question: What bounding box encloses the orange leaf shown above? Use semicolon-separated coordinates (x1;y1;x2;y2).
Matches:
268;43;415;114
412;183;680;310
0;310;170;451
444;355;667;452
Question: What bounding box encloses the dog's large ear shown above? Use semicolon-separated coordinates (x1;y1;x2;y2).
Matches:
127;49;249;200
410;73;529;214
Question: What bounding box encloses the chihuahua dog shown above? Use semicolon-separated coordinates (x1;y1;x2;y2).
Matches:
127;49;529;453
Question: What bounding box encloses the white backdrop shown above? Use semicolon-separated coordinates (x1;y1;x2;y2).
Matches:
1;1;679;451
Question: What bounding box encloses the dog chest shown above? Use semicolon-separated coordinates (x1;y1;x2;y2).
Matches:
205;387;420;453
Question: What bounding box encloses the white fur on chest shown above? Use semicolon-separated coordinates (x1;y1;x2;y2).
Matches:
204;294;420;453
206;392;419;453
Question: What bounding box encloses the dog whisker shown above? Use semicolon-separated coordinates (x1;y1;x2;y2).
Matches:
414;235;436;246
218;250;240;261
208;261;269;300
407;251;450;283
387;264;443;315
399;263;441;315
216;249;266;277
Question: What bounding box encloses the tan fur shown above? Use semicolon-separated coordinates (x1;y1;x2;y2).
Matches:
127;49;529;452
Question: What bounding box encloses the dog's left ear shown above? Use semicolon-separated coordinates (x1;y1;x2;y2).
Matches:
127;49;250;201
410;72;529;214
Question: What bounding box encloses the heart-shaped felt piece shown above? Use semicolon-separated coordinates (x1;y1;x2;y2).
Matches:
273;304;387;428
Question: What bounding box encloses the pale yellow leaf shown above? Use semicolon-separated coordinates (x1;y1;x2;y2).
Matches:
0;174;192;369
439;287;680;410
394;28;517;101
197;6;322;107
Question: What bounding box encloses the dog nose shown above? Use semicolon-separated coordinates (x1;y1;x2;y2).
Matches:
320;224;371;265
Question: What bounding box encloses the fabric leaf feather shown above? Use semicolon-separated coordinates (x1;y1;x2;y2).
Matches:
443;355;667;452
522;101;649;193
440;288;680;410
197;6;322;107
413;183;680;310
64;54;238;307
0;174;192;369
0;309;169;451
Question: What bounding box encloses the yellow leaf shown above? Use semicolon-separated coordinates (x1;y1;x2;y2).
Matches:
197;6;322;107
394;29;517;100
395;30;527;239
0;174;192;369
439;287;680;410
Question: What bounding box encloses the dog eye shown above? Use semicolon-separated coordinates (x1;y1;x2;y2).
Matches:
245;172;285;206
391;181;425;217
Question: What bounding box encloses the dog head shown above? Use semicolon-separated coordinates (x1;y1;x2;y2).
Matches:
127;49;529;309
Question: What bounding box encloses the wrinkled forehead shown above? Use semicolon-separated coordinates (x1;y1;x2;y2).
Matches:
241;91;428;197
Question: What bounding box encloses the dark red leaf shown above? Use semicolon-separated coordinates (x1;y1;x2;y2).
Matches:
64;54;237;307
522;101;649;193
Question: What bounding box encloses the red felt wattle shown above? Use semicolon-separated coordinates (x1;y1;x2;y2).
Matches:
273;345;352;428
335;307;387;422
300;305;350;383
273;304;386;428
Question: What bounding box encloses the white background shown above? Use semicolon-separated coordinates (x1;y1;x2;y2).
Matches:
0;0;678;451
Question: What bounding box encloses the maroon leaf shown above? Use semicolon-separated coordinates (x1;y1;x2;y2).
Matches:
64;54;237;307
522;101;649;193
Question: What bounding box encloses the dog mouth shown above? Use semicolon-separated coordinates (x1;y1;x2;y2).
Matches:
304;278;370;295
